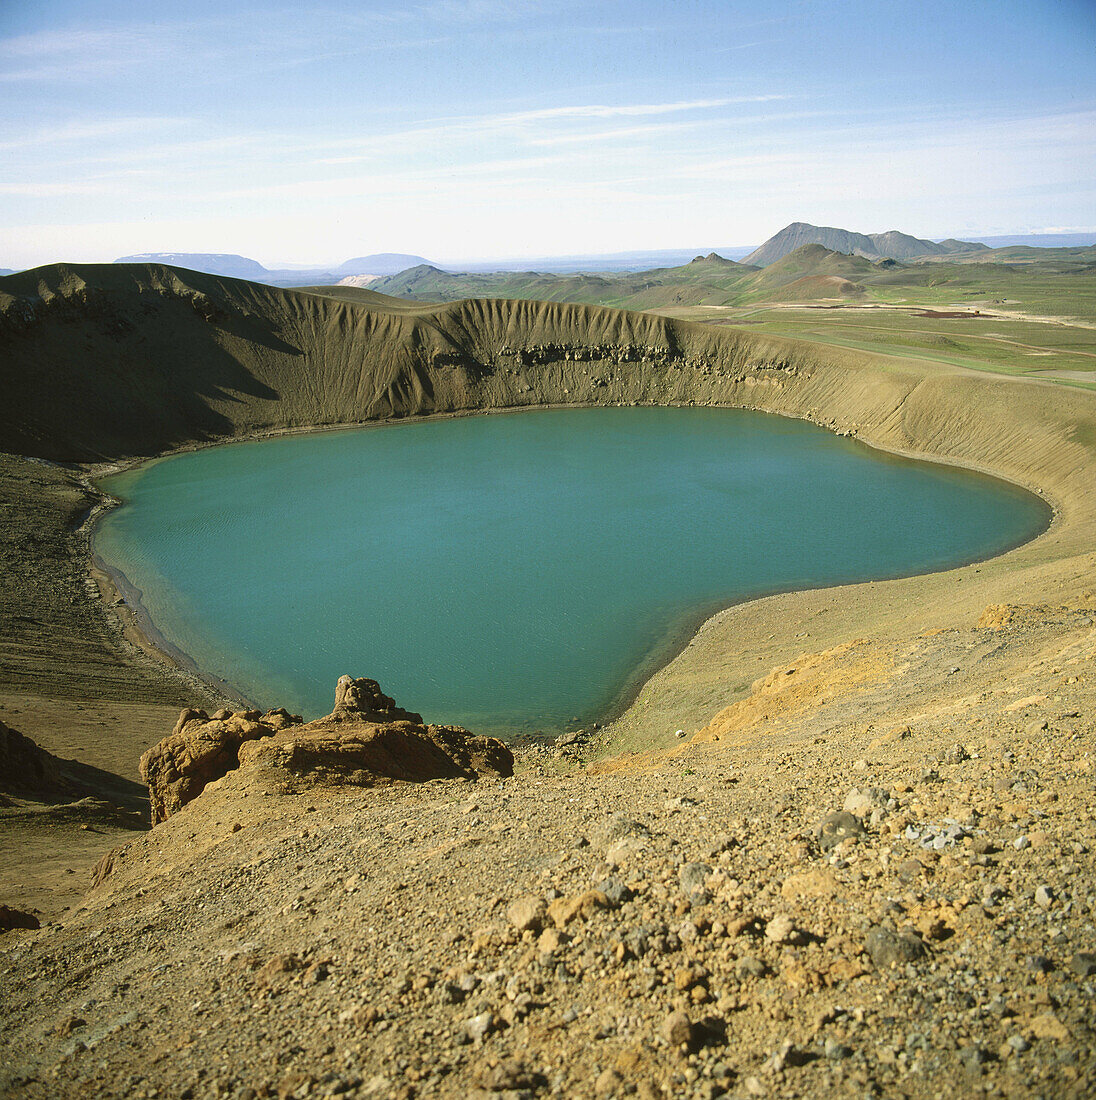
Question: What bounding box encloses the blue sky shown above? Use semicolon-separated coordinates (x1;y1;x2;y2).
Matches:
1;0;1093;268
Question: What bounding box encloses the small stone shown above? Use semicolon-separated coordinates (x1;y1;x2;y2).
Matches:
507;895;546;932
824;1037;851;1060
1007;1034;1030;1054
674;965;706;992
54;1015;86;1037
707;834;738;858
605;836;648;867
594;877;632;909
1069;952;1096;977
816;811;865;851
662;1009;694;1048
959;1044;988;1073
1034;885;1054;909
479;1058;535;1091
664;796;697;810
865;926;926;969
538;928;566;955
1013;835;1030;851
1029;1012;1070;1041
547;890;609;928
842;786;889;819
595;1069;624;1095
764;914;799;945
465;1012;495;1043
897;858;923;884
1026;955;1053;974
735;956;766;980
678;862;712;901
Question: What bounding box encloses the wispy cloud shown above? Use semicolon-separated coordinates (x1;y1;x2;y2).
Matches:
0;117;188;152
497;96;787;122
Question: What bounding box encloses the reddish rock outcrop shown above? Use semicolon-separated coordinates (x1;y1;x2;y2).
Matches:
140;677;513;824
139;706;303;824
330;674;422;722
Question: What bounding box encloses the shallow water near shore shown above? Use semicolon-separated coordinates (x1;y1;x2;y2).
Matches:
94;407;1049;736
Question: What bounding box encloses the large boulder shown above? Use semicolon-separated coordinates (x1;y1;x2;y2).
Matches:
139;706;302;824
140;678;513;824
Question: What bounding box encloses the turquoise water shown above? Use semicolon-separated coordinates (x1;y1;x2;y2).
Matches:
95;407;1049;736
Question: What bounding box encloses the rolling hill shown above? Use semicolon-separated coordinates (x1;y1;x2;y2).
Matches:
365;247;880;309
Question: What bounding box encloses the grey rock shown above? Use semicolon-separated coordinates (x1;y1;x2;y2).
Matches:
865;926;927;969
678;861;712;901
1069;951;1096;977
816;811;865;851
959;1045;988;1073
597;814;650;845
593;876;632;909
735;956;766;979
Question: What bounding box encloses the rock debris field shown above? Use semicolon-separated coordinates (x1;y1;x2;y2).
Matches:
1;602;1094;1100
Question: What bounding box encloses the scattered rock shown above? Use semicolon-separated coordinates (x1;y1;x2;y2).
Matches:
735;956;766;980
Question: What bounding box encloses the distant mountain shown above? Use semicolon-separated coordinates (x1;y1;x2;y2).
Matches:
684;252;751;270
337;253;435;276
113;252;270;279
455;246;757;273
975;232;1096;249
0;268;14;277
744;223;989;266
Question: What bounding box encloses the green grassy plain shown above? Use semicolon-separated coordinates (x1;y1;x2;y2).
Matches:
359;244;1096;388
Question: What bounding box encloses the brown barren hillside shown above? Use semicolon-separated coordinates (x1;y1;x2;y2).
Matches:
2;264;1096;1098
